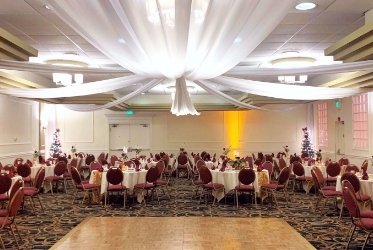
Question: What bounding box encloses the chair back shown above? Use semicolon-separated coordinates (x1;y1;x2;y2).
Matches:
342;181;360;219
251;153;256;161
345;164;359;173
58;156;68;164
301;152;309;159
160;152;166;158
204;153;211;161
311;170;321;191
273;159;280;173
341;172;360;193
8;187;24;218
156;160;165;177
89;161;102;172
313;166;326;186
262;161;273;176
77;152;85;158
278;167;290;185
277;152;285;158
177;153;188;165
110;155;119;166
264;154;273;163
361;160;369;171
34;168;45;190
194;155;202;165
290;156;301;164
106;167;124;185
338;157;349;166
186;164;196;179
155;154;161;161
124;161;136;168
278;158;287;169
162;154;170;167
13;158;23;167
54;161;67;176
238;168;255;185
257;152;264;161
146;167;159;183
17;163;31;178
199;166;212;184
131;158;141;166
85;154;95;166
0;173;11;194
98;152;105;165
326;161;341;177
244;156;253;168
70;158;78;168
254;158;262;166
71;167;82;185
292;161;305;177
3;164;15;177
9;179;23;202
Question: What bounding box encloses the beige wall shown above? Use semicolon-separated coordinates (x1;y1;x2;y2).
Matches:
0;94;39;165
313;92;373;172
54;104;307;159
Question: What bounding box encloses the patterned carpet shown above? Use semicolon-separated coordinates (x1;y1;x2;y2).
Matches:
2;178;372;249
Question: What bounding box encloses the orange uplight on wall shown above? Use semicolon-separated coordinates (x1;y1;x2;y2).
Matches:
224;111;239;158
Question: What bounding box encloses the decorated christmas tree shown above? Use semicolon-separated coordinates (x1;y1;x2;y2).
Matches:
50;128;62;157
301;127;315;158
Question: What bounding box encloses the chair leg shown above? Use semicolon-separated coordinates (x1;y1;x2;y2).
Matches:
344;224;353;241
49;181;53;195
9;225;19;250
235;190;239;208
362;231;371;249
13;221;21;241
123;190;127;208
104;192;107;207
272;190;278;208
339;199;344;219
154;188;160;205
164;186;171;200
346;225;356;249
72;189;78;204
37;195;44;212
63;179;67;193
82;190;88;204
314;194;322;212
199;188;204;204
0;235;5;250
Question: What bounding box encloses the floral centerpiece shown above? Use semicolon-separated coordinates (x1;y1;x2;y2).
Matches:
221;146;231;160
230;158;247;170
283;145;289;157
180;143;185;152
71;146;77;153
315;149;322;162
33;148;41;164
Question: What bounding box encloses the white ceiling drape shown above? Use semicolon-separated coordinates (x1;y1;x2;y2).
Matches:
0;0;370;114
211;76;369;100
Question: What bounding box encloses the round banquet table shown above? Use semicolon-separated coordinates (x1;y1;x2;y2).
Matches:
89;169;148;203
205;161;219;169
209;169;269;201
31;164;56;178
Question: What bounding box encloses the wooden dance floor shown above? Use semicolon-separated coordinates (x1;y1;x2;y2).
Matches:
51;217;315;250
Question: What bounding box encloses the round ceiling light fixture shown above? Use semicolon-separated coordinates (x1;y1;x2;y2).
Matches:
271;57;315;68
45;60;88;67
295;2;317;10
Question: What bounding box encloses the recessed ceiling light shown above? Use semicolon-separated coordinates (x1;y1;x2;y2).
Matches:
141;92;145;95
44;5;51;10
295;2;316;10
45;60;88;67
271;57;315;68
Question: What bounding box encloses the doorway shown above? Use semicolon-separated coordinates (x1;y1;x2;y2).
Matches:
335;121;345;158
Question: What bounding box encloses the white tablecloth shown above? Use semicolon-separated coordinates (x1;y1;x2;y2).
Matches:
205;161;219;169
31;164;56;178
336;175;373;204
209;169;269;201
89;169;148;202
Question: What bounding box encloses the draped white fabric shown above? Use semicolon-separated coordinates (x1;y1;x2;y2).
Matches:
171;78;200;116
0;75;146;98
0;0;371;114
195;80;297;112
211;76;368;100
64;79;163;111
227;60;373;76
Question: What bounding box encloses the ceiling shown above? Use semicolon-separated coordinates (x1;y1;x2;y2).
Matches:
0;0;373;111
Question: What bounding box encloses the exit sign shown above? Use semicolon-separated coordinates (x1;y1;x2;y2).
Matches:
126;110;133;115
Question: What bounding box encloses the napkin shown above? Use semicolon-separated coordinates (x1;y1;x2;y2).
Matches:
98;167;104;172
212;158;216;163
220;167;225;172
211;166;216;170
308;161;312;166
145;164;149;170
170;153;174;158
68;154;71;159
362;170;369;180
257;165;263;172
147;158;151;163
46;161;51;166
135;167;139;172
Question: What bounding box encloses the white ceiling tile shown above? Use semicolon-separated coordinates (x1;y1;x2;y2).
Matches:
57;26;80;36
298;24;350;34
337;23;365;35
0;14;50;26
262;34;293;43
90;59;117;64
17;25;62;36
280;13;318;25
0;0;36;13
248;50;276;57
41;44;80;51
69;36;91;45
0;22;25;35
281;42;320;50
271;24;304;35
311;12;364;25
289;34;331;43
79;44;100;52
254;43;284;50
85;52;111;59
325;0;373;13
28;35;73;44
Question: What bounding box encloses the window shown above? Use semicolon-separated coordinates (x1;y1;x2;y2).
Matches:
353;94;369;148
317;103;328;145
